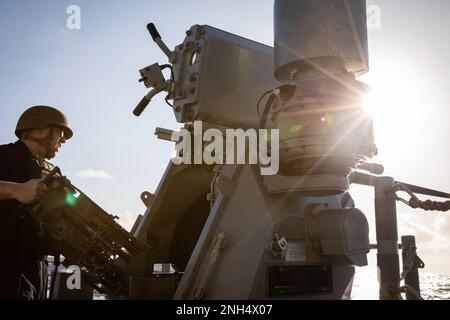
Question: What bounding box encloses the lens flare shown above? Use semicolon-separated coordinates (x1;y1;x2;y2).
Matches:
65;192;77;206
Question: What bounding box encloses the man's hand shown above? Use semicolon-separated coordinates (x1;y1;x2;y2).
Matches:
0;179;47;204
13;179;47;204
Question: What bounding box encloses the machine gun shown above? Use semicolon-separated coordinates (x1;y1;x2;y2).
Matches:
30;167;148;296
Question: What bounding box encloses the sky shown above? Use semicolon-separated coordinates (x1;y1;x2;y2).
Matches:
0;0;449;276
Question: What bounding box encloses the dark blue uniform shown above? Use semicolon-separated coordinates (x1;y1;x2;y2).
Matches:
0;140;49;299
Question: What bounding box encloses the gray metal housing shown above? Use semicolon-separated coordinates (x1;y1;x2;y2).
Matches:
274;0;369;81
171;25;278;129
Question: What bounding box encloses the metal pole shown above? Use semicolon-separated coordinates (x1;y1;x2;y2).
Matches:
401;236;422;300
374;177;402;300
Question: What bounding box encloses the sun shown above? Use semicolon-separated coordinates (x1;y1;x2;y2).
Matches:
361;63;430;156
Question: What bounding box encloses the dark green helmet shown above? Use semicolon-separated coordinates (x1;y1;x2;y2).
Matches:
15;106;73;140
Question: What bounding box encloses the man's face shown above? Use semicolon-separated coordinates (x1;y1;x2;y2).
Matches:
24;126;67;159
45;126;66;159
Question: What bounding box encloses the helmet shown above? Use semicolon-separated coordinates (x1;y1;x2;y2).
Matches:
15;106;73;140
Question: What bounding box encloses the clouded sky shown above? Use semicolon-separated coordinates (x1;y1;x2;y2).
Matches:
0;0;449;275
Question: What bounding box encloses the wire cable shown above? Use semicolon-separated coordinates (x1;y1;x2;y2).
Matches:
395;183;450;212
160;64;175;108
256;90;273;118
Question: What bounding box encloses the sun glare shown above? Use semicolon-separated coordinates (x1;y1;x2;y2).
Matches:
362;65;430;154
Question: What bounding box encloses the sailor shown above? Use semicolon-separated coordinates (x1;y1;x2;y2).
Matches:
0;106;73;299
